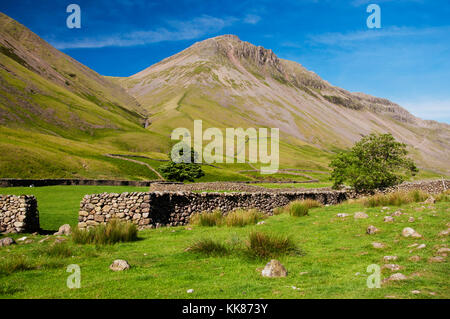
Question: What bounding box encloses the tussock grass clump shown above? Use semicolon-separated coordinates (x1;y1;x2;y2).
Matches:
288;201;309;217
190;209;265;227
273;207;284;215
224;209;265;227
0;256;34;275
188;238;228;256
302;199;322;209
436;190;450;202
189;210;223;226
246;231;298;259
72;219;138;245
37;243;73;258
362;190;429;207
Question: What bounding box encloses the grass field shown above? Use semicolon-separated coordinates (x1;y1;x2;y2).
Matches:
1;186;148;231
0;186;448;299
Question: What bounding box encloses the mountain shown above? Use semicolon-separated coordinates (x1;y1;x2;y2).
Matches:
0;12;448;180
115;34;450;174
0;12;169;180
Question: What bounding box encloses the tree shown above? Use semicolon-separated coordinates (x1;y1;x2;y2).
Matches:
159;146;205;182
330;133;418;192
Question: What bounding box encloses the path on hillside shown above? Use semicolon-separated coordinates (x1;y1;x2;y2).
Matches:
105;154;166;180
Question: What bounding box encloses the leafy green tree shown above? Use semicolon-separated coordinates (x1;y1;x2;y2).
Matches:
160;146;205;182
330;133;418;191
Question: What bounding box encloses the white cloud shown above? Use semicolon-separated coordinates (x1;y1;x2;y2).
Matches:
52;15;238;49
243;14;261;25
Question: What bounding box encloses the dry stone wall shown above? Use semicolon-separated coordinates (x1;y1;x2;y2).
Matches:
78;190;349;229
0;195;39;233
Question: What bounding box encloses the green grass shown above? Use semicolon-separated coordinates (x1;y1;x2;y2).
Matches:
0;186;448;299
1;186;148;230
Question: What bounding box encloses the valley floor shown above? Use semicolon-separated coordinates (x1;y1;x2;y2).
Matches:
0;186;448;299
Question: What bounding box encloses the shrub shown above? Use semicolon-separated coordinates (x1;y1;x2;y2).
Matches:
72;219;138;245
288;201;309;217
160;146;205;182
188;238;228;256
246;231;298;259
362;190;430;207
224;209;265;227
330;133;418;192
189;210;223;226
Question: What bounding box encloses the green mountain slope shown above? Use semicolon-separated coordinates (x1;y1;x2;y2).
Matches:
0;13;448;181
0;13;170;180
117;34;450;175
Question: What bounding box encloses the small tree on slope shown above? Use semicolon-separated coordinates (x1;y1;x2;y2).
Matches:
330;133;418;192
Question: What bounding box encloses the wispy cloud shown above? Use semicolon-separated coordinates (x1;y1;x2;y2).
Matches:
307;25;450;46
52;15;238;49
351;0;424;7
243;14;261;25
398;98;450;123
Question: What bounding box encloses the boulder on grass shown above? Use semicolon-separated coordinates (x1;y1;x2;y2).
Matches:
109;259;130;271
0;237;15;247
261;259;287;278
54;224;71;236
402;227;422;238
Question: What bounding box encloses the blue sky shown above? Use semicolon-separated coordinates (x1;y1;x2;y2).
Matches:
1;0;449;123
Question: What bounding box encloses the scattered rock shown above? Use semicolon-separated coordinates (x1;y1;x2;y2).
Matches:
0;237;15;247
187;289;194;294
54;237;67;244
438;229;450;237
372;242;386;249
408;243;418;248
408;217;415;223
257;221;266;225
428;256;445;263
54;224;71;236
382;207;390;210
39;236;50;243
291;286;300;290
424;196;436;204
354;212;368;219
384;216;394;223
384;273;407;283
299;271;309;275
366;225;379;235
436;247;450;256
261;259;288;278
337;213;349;218
391;210;403;217
17;236;27;242
411;290;421;294
109;259;130;271
383;256;398;262
409;255;421;262
383;264;402;271
416;244;426;250
402;227;422;238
